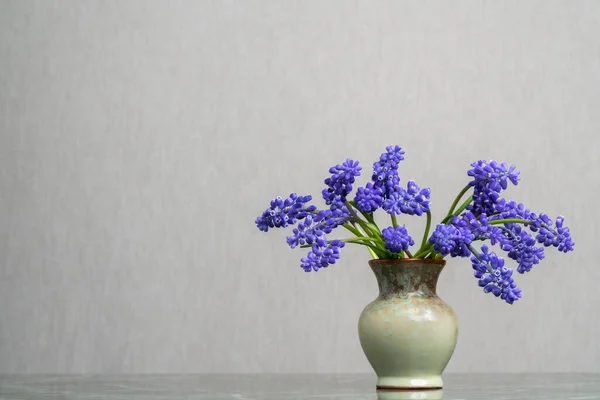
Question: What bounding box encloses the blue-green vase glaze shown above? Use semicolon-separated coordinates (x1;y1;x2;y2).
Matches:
358;259;458;390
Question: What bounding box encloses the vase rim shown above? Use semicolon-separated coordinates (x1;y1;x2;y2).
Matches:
368;258;446;266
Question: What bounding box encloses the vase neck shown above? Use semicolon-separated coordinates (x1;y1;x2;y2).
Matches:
369;260;445;298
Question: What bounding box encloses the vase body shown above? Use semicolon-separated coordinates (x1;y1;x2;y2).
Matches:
358;259;458;390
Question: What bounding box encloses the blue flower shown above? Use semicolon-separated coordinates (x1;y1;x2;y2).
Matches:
535;214;575;253
490;201;575;254
451;212;480;239
379;145;405;166
475;213;505;246
467;160;519;215
322;159;362;205
286;209;344;249
471;245;522;304
328;194;352;217
493;199;534;220
498;224;545;273
354;182;384;213
468;160;520;192
301;240;345;272
427;214;478;258
372;146;405;198
383;180;431;216
429;224;463;256
382;226;414;254
255;193;316;232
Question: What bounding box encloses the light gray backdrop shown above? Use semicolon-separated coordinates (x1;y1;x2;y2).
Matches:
0;0;598;373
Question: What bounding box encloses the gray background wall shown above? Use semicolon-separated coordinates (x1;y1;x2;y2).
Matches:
0;0;598;373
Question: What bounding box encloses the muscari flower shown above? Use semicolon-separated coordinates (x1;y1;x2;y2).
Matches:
467;160;520;215
372;145;405;198
498;224;545;273
471;245;522;304
429;224;463;256
381;226;414;254
427;212;478;258
490;200;574;253
493;199;534;220
322;159;362;205
468;160;520;191
534;214;575;253
354;182;384;213
301;240;345;272
328;194;351;217
428;212;507;258
255;193;316;232
383;180;431;216
286;210;347;272
286;209;344;249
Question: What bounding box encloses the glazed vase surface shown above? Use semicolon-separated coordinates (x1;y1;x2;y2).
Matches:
358;259;458;390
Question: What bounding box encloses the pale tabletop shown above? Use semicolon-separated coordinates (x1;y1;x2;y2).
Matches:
0;374;599;400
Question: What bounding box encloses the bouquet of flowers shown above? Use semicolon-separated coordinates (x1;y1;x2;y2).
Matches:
255;146;574;304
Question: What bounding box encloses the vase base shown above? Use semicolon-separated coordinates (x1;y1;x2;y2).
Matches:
375;376;443;390
377;386;442;391
376;389;444;400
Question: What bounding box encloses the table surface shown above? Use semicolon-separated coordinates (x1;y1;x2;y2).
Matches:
0;374;599;400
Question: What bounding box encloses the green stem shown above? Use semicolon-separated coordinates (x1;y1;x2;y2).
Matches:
300;237;383;252
447;184;472;217
488;218;532;226
341;237;382;243
391;214;398;228
412;248;429;259
344;201;361;220
341;223;363;238
342;222;384;244
354;225;378;259
340;223;379;258
453;195;473;216
405;250;414;258
420;210;432;249
441;195;473;224
344;202;377;237
350;201;375;224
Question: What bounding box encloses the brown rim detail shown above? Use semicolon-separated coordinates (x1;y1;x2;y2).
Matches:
376;385;443;391
368;258;446;266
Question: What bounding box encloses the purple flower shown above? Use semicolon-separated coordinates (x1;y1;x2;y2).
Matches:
451;212;481;239
322;159;362;205
383;180;431;216
382;226;414;254
372;146;405;198
493;200;534;220
451;209;545;273
535;214;575;253
379;145;405;166
468;160;520;192
427;213;482;258
301;240;345;272
328;194;352;217
471;245;522;304
255;193;316;232
429;224;463;256
498;224;545;273
489;201;575;254
354;182;384;213
467;160;519;215
286;209;344;249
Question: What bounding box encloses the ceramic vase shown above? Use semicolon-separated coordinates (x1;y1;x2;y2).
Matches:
358;258;458;390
